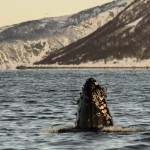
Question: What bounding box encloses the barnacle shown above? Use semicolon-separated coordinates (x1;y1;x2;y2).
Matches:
96;112;101;117
92;92;97;102
107;121;110;124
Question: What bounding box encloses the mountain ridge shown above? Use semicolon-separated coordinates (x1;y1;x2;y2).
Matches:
36;0;150;65
0;0;129;69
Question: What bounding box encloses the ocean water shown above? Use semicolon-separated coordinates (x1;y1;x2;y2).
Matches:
0;69;150;150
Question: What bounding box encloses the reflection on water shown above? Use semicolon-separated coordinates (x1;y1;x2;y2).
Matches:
0;69;150;150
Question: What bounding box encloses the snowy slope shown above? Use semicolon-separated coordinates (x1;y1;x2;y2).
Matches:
0;0;129;69
37;0;150;65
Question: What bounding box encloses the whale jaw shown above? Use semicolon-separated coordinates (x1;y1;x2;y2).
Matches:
76;78;113;130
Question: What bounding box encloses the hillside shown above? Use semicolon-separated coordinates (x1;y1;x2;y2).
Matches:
0;0;129;69
37;0;150;66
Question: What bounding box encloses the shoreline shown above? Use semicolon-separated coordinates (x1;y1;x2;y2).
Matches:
1;58;149;70
16;65;150;70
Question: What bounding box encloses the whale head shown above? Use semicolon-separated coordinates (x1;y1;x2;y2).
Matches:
76;78;113;130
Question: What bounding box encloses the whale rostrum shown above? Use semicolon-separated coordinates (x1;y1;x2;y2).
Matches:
75;78;113;130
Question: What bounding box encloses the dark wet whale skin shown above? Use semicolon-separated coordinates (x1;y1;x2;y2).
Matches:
76;78;113;130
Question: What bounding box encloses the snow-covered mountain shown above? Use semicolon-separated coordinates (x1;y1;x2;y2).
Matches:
0;0;129;69
37;0;150;66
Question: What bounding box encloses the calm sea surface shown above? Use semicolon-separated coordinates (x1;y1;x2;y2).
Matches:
0;69;150;150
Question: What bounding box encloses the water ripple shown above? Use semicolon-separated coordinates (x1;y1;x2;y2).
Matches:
0;69;150;150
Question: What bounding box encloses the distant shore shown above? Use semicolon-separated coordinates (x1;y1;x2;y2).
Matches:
16;65;150;70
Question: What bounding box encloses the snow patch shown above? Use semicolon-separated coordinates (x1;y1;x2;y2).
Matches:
122;17;143;32
127;17;143;28
143;0;149;3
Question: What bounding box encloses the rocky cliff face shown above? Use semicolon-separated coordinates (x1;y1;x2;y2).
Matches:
0;0;129;69
37;0;150;65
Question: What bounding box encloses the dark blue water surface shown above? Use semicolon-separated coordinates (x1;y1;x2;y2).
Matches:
0;69;150;150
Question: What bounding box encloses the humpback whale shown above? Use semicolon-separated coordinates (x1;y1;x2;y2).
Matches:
76;78;113;130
